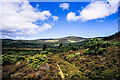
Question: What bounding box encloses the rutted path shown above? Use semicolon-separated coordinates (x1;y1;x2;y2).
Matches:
57;63;64;79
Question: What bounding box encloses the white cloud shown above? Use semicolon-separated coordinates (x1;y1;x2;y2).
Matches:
67;12;80;21
80;0;119;21
91;0;95;2
2;35;25;40
2;35;11;39
80;1;110;21
66;0;119;22
0;0;58;39
59;3;70;10
37;23;52;32
14;36;25;40
36;4;39;7
52;16;58;21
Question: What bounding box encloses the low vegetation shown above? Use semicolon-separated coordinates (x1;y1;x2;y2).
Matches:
1;32;120;79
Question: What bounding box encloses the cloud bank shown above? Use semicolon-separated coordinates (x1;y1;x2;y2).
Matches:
67;0;119;21
0;0;58;39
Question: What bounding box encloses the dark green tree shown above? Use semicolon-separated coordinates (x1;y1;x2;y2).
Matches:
59;43;62;49
42;44;47;51
69;43;71;46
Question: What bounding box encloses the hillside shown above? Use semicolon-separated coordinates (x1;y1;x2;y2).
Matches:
103;31;120;42
2;31;120;44
2;37;120;79
37;36;86;43
2;32;120;49
1;32;120;80
1;31;120;79
2;36;87;49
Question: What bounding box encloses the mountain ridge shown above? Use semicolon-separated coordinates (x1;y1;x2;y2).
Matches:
1;31;120;43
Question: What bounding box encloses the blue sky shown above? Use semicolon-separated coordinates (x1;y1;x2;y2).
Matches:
0;0;119;40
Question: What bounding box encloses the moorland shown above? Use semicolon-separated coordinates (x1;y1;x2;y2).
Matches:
1;31;120;80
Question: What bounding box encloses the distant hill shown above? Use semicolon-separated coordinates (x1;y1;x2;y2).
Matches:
36;36;87;43
103;31;120;42
94;31;120;42
2;32;120;43
2;36;87;48
2;32;120;49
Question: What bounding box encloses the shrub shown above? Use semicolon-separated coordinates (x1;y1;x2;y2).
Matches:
48;52;53;54
58;43;62;49
84;38;111;49
42;44;47;51
97;48;106;55
41;51;48;54
84;70;92;77
2;55;12;66
83;48;106;55
15;56;25;61
27;54;48;70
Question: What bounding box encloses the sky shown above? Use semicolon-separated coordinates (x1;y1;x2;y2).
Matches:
0;0;119;40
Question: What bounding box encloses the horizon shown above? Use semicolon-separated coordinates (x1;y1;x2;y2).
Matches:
1;31;118;40
0;0;119;40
